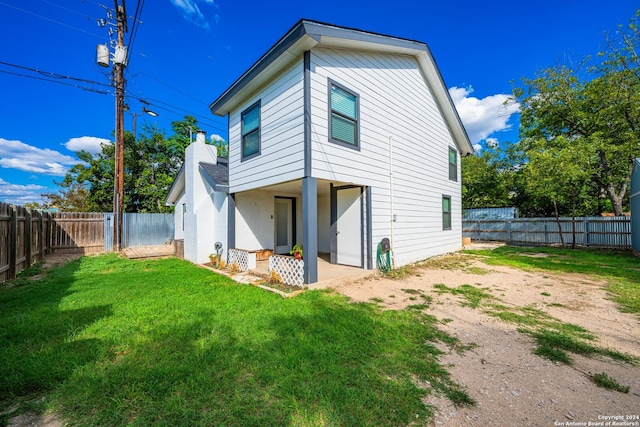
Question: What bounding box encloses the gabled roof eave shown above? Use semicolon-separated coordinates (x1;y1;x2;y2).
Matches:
209;20;429;117
164;164;185;206
209;19;473;156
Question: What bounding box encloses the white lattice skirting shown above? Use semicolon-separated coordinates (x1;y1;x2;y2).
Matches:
269;255;304;288
227;248;249;272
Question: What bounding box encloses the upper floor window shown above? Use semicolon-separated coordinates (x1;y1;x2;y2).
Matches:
442;195;452;230
241;101;261;160
449;147;458;181
329;80;359;149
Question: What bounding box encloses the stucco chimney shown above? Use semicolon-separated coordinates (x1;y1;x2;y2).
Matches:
196;130;206;144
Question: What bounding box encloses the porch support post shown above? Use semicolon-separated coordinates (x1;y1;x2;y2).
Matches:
330;183;337;264
366;186;373;269
227;193;235;257
302;177;318;284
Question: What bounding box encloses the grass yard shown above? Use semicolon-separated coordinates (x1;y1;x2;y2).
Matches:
0;254;470;426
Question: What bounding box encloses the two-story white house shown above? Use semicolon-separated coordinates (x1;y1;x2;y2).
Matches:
166;19;473;285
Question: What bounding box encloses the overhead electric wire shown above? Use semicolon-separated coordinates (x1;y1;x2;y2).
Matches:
0;1;103;39
0;69;110;94
131;102;226;135
127;94;226;133
0;61;112;88
126;0;145;63
137;71;210;105
40;0;92;19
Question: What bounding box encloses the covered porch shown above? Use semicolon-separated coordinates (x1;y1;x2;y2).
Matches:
228;177;374;285
249;252;371;288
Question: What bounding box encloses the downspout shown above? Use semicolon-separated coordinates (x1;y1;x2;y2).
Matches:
389;136;396;269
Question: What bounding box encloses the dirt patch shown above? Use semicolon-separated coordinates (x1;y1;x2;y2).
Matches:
333;250;640;426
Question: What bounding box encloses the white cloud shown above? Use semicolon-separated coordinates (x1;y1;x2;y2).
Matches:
209;134;225;142
65;136;111;155
0;178;47;205
449;86;520;144
473;143;482;152
169;0;217;29
0;138;78;176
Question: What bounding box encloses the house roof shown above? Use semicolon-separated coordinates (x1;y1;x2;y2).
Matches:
199;159;229;191
165;164;185;206
164;158;230;206
209;19;473;156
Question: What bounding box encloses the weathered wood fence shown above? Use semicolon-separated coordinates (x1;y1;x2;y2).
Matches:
0;204;105;282
1;202;174;282
463;216;631;248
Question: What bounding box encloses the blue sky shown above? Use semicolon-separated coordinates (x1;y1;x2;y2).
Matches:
0;0;637;205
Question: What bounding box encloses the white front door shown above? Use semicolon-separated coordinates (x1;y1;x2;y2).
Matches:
274;198;293;254
337;187;361;266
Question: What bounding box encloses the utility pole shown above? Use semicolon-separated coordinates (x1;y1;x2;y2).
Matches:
113;1;127;252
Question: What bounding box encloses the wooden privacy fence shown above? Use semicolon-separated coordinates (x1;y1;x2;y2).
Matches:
0;204;105;282
1;202;174;282
463;216;631;248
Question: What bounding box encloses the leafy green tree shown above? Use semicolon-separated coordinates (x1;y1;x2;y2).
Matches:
47;116;225;213
461;146;510;209
514;10;640;216
524;136;592;246
41;182;91;212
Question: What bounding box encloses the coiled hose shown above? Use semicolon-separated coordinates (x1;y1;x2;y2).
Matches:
376;242;391;273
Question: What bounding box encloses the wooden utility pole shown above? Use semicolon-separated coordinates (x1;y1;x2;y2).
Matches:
113;1;127;252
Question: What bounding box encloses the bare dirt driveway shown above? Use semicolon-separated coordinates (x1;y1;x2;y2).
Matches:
333;244;640;427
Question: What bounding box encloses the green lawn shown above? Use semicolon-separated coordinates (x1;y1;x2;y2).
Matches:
0;254;470;426
463;245;640;314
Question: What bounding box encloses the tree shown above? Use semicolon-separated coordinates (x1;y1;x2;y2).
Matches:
461;145;510;209
47;116;225;213
41;182;91;212
524;136;592;247
513;11;640;216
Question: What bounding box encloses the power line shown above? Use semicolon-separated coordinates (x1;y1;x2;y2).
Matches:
40;0;92;19
126;0;145;63
137;71;210;105
0;61;112;88
145;99;226;131
0;69;110;94
0;1;103;39
127;94;226;133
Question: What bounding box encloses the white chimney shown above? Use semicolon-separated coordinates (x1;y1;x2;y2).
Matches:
196;130;206;144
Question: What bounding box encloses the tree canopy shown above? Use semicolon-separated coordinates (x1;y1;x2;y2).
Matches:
44;116;227;213
463;10;640;217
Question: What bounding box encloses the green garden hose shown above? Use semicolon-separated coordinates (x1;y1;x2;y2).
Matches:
376;242;391;273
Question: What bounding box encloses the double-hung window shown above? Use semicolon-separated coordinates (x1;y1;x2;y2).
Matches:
329;80;359;149
449;147;458;181
442;195;452;230
241;101;261;160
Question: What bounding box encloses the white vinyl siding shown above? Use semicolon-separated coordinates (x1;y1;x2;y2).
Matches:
228;60;305;193
309;47;463;265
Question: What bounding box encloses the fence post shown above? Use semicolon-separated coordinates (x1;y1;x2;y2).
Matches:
507;220;512;244
25;209;32;268
584;219;589;247
46;212;53;255
38;211;44;261
8;205;17;280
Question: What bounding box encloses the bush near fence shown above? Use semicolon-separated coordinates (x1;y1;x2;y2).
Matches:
462;216;631;248
1;202;174;282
